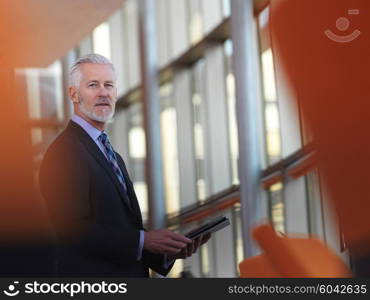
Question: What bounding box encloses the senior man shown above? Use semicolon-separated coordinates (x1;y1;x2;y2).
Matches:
39;54;208;277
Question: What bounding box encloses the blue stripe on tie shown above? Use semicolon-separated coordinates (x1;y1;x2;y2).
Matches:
99;133;128;194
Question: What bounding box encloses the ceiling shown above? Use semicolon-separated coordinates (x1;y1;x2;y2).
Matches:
0;0;125;68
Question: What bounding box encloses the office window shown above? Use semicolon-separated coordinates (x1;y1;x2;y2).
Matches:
160;83;180;215
306;170;325;237
224;39;239;185
284;176;309;234
109;108;130;165
259;5;313;237
93;22;111;60
213;210;236;277
24;69;42;145
203;45;231;194
200;240;211;276
191;60;209;202
122;0;140;89
127;103;148;222
79;34;93;56
156;0;171;66
168;0;188;59
258;7;282;166
268;182;285;233
233;205;244;274
19;61;63;148
201;0;223;34
173;69;198;209
108;9;126;96
261;49;281;165
187;0;204;45
222;0;231;17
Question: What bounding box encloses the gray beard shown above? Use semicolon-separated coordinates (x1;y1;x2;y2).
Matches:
78;98;115;123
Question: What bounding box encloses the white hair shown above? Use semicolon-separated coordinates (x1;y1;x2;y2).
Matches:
69;53;116;87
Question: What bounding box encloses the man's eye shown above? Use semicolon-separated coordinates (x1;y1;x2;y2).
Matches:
105;84;114;88
88;83;97;87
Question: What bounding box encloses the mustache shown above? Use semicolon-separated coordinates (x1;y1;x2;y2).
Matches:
95;97;112;106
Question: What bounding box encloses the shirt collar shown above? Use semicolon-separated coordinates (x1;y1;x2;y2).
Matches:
71;114;103;142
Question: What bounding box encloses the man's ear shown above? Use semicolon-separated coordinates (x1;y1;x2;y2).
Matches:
69;86;79;104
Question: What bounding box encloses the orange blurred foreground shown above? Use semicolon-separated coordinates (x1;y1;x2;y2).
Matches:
239;224;352;277
0;0;125;239
0;0;124;275
271;0;370;258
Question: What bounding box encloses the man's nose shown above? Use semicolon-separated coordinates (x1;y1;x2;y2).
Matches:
97;85;110;96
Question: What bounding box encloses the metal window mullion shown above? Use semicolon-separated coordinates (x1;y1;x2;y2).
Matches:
231;0;265;258
138;0;166;230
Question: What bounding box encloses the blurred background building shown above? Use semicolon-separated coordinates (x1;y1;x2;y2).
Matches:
15;0;348;277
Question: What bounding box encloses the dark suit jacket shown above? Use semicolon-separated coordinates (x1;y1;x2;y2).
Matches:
39;121;172;277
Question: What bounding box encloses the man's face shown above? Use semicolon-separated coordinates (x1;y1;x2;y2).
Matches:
70;63;117;125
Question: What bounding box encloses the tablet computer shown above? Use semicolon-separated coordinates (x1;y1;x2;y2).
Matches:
185;216;230;240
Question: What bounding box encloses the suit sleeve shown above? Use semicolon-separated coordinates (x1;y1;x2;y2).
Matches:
39;139;140;264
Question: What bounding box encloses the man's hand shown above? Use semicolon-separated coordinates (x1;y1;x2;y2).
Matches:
168;233;212;260
144;229;192;255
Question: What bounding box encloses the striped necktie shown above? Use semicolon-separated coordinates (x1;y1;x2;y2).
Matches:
99;132;128;194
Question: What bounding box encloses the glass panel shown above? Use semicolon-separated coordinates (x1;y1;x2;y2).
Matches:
187;0;204;44
51;61;64;122
127;103;148;223
265;103;281;163
93;22;111;59
200;241;210;276
133;182;148;222
25;69;41;120
224;39;239;185
306;170;324;237
17;60;64;153
258;6;282;166
191;60;209;202
128;127;146;159
233;205;244;274
269;182;285;233
23;61;64;122
160;83;180;215
222;0;231;17
261;49;277;102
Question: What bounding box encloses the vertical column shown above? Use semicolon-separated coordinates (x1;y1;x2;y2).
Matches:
138;0;166;230
230;0;264;258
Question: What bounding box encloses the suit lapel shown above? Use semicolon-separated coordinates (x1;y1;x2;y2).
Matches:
67;122;133;213
116;157;143;226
